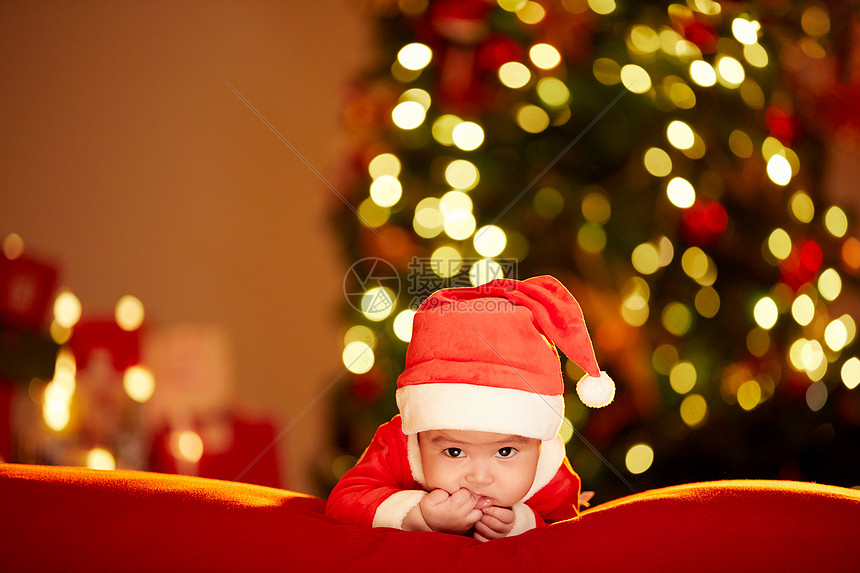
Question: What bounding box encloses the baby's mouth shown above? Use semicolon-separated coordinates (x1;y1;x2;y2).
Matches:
474;496;494;509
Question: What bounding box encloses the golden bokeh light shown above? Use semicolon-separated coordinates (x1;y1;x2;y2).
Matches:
3;232;24;260
824;206;848;237
499;61;531;88
789;190;814;223
443;209;477;240
643;147;672;177
343;340;375;374
370;175;403;207
632;242;660;275
123;365;155;403
740;79;765;109
841;357;860;390
413;197;444;238
53;291;82;329
767;228;792;260
530;43;561;69
801;5;830;37
625;444;654;474
361;287;396;322
652;343;678;375
662;302;692;336
694;286;720;318
628;25;660;54
392;100;426;130
818;268;841;301
445;159;479;191
824;318;849;352
344;324;375;347
397;42;432;71
577;223;606;253
746;327;771;357
766;154;792;186
669;360;697;394
516;1;546;24
806;381;828;411
680;393;708;428
85;448;116;471
728;129;753;158
581;191;611;224
452;121;484;151
115;295;144;331
737;379;761;410
498;0;527;11
537;77;570;107
753;296;778;330
593;58;621;85
533;187;565;218
358;198;390;228
368;153;401;179
716;56;745;88
393;310;416;342
171;431;204;463
473;225;507;257
432;114;461;145
515;104;550;133
731;17;760;45
666;177;696;208
620;64;652;93
431;246;462;278
667;79;696;109
743;43;769;68
791;293;815;326
666;120;695;150
469;258;505;287
689;60;717;86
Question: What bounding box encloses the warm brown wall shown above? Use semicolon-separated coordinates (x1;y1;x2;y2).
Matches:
0;1;368;495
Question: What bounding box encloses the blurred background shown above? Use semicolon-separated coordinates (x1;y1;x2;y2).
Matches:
2;0;859;502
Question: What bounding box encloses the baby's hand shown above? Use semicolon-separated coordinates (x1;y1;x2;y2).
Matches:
419;488;484;535
472;505;515;542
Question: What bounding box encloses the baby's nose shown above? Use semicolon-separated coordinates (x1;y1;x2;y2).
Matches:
465;462;493;485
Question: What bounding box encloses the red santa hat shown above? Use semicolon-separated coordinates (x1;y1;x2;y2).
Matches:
396;275;614;441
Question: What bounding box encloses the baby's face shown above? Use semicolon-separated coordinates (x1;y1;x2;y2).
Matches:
418;429;541;508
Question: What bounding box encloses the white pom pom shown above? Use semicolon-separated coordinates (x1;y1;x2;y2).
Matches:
576;371;615;408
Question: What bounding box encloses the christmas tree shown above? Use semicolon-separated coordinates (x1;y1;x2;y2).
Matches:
324;0;860;501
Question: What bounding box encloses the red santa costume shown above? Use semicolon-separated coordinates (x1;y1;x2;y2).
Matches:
326;275;615;536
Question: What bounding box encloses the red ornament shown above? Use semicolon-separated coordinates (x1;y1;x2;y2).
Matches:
765;107;797;146
681;200;728;246
682;20;718;53
69;319;140;371
477;34;524;71
779;240;822;290
0;255;59;331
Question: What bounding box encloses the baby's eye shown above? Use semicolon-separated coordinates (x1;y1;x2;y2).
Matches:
444;448;464;458
497;447;517;458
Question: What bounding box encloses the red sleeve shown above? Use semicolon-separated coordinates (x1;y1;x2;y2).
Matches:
525;456;581;524
325;417;419;526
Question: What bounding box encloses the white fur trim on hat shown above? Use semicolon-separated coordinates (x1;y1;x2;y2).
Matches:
521;435;566;503
508;502;537;536
396;383;564;441
373;489;427;529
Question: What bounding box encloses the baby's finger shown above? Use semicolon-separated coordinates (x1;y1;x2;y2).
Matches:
473;519;504;540
450;488;478;508
481;505;514;524
478;513;510;534
424;488;451;505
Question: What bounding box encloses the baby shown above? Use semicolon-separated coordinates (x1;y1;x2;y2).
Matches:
325;275;615;540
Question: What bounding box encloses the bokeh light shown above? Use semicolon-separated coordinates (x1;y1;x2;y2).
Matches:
370;175;403;207
689;60;717;86
397;43;432;71
669;360;696;394
516;104;550;133
473;225;507;257
452;121;484;150
625;444;654;474
620;64;651;93
530;43;561;69
53;291;82;329
753;296;778;329
666;177;696;208
123;365;155;403
115;295;145;331
85;448;116;470
499;61;531;88
391;100;426;130
393;310;416;342
343;340;374;374
643;147;672;177
361;287;396;321
680;393;708;428
445;159;479;191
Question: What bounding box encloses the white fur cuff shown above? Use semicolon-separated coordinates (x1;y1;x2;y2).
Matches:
372;490;427;529
507;502;537;536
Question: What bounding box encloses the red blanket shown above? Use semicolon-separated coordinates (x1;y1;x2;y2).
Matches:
1;463;858;572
